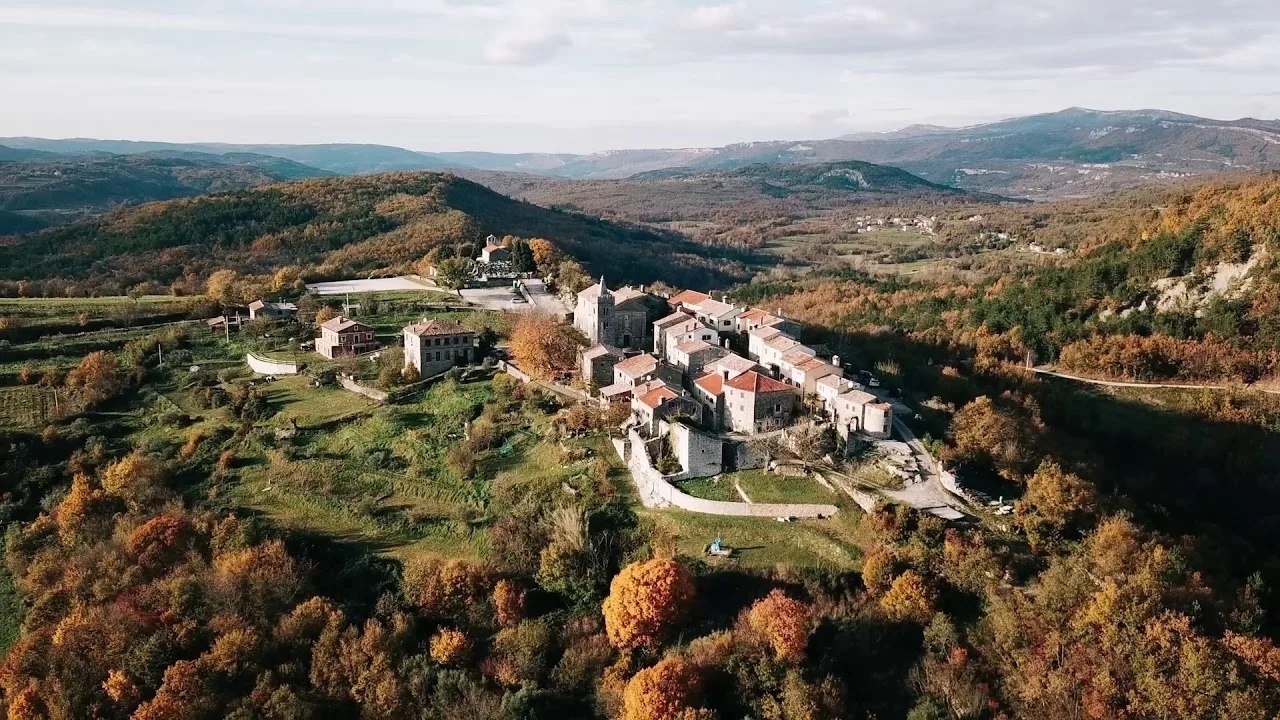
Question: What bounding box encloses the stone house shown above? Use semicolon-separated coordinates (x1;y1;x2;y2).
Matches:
657;317;718;361
574;280;652;351
248;300;298;321
316;316;378;359
668;339;727;378
667;289;710;313
580;344;625;386
692;372;726;428
631;383;701;436
833;389;894;439
735;307;801;337
610;352;681;389
480;243;510;264
757;335;815;375
722;370;797;435
653;311;695;355
403;319;475;377
706;353;760;381
691;297;741;332
780;351;843;395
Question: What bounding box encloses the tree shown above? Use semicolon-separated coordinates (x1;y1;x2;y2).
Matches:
747;589;813;662
435;257;473;294
949;394;1043;482
880;570;936;624
621;656;711;720
526;238;560;273
1015;460;1097;552
510;312;587;380
429;628;472;666
602;558;696;650
511;240;537;274
790;425;837;461
64;351;123;409
314;306;339;327
493;579;526;628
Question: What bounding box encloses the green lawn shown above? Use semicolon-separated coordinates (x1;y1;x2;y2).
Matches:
730;469;842;504
675;476;739;502
643;508;862;570
0;386;55;429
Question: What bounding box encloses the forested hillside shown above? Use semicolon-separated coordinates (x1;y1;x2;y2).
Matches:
0;172;751;291
0;153;330;235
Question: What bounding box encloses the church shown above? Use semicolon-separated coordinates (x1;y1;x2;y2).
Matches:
573;279;653;352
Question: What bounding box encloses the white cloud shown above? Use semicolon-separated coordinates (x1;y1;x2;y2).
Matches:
482;26;571;65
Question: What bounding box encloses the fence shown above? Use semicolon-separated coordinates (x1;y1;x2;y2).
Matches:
246;352;300;376
496;360;591;403
626;430;838;518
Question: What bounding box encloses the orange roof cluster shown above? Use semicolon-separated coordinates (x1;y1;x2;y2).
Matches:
636;385;679;409
694;373;724;395
670;289;710;306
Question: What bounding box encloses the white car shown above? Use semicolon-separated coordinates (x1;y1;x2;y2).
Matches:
509;296;527;306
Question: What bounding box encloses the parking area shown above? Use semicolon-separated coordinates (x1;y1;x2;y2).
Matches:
304;277;434;295
459;285;528;311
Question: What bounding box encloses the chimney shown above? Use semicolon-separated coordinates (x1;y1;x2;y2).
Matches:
776;308;785;318
722;337;730;349
832;354;841;368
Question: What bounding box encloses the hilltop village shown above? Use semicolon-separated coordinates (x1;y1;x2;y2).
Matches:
573;280;895;481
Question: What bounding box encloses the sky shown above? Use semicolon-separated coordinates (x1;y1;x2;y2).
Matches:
1;0;1279;153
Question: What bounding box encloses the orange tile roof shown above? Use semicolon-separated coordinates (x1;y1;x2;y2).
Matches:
637;385;679;409
670;289;710;306
614;353;659;377
723;370;792;394
694;373;724;395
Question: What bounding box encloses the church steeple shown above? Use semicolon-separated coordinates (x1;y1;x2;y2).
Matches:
598;276;611;297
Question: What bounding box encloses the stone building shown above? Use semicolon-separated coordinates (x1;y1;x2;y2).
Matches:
580;344;624;386
573;279;651;351
403;319;475;377
721;370;797;434
832;389;894;440
248;300;298;321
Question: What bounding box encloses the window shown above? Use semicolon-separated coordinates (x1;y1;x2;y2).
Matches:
773;403;782;413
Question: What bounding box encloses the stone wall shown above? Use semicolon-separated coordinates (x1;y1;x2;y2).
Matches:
668;421;722;478
246;353;300;376
627;429;837;519
338;375;389;402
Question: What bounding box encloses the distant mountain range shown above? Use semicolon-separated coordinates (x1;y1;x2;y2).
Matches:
5;107;1280;202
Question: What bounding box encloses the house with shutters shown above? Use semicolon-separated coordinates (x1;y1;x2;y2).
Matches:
403;319;475;377
316;316;378;359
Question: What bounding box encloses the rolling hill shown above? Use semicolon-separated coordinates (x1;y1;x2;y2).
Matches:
0;172;751;290
0;151;333;235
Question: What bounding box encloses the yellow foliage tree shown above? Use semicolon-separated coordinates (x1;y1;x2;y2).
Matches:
602;559;696;650
510;312;586;381
493;579;527;628
880;570;936;624
429;628;471;666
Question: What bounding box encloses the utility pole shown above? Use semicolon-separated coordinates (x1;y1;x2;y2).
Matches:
157;342;163;367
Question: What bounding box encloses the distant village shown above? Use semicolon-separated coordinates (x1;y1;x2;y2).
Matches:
851;214;938;235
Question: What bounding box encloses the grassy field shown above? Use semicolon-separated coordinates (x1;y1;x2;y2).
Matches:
0;386;55;428
643;508;861;570
731;469;843;504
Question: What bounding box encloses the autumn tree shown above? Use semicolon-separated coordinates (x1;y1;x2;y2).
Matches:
64;351;123;409
602;558;696;650
621;656;713;720
880;570;936;624
747;589;813;662
429;628;472;666
510;312;587;380
1015;460;1098;552
314;306;340;327
948;393;1043;482
493;579;527;627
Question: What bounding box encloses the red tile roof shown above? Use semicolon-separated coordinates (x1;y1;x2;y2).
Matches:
670;289;710;306
724;370;792;394
694;373;724;395
614;353;659;377
636;385;679;409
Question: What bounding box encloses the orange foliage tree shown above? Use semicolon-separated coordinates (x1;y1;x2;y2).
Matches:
880;570;936;624
429;628;472;666
602;559;696;650
493;579;527;628
621;656;713;720
64;351;124;409
510;312;586;380
747;589;813;662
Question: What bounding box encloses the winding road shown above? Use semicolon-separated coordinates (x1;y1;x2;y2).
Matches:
1029;367;1280;395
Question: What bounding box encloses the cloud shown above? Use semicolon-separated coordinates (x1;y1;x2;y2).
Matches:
482;26;571;65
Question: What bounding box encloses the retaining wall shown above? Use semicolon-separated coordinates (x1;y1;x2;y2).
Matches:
627;429;837;518
246;353;300;376
338;375;389;401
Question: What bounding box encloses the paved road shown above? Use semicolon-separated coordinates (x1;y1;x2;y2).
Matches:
519;279;569;315
304;277;435;295
1029;367;1280;395
885;418;968;520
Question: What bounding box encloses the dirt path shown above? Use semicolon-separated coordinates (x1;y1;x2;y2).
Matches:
1030;367;1280;395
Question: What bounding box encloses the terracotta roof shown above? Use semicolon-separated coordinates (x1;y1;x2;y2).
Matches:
817;375;849;390
694;298;738;317
582;344;624;360
793;356;836;373
838;389;878;405
748;325;784;340
614;353;659;377
599;382;634;397
869;402;893;410
636;385;679;409
669;289;710;306
765;336;806;353
724;370;793;394
248;300;265;310
613;286;648;304
763;315;792;328
694;373;724;395
654;311;693;329
405;319;471;337
321;316;371;333
483;243;504;252
712;354;758;374
737;307;769;323
674;339;714;355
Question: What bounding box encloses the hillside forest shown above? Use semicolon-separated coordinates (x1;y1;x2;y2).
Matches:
3;167;1280;718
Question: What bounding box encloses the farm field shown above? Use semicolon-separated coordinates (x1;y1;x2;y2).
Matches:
0;386;55;429
641;507;862;570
